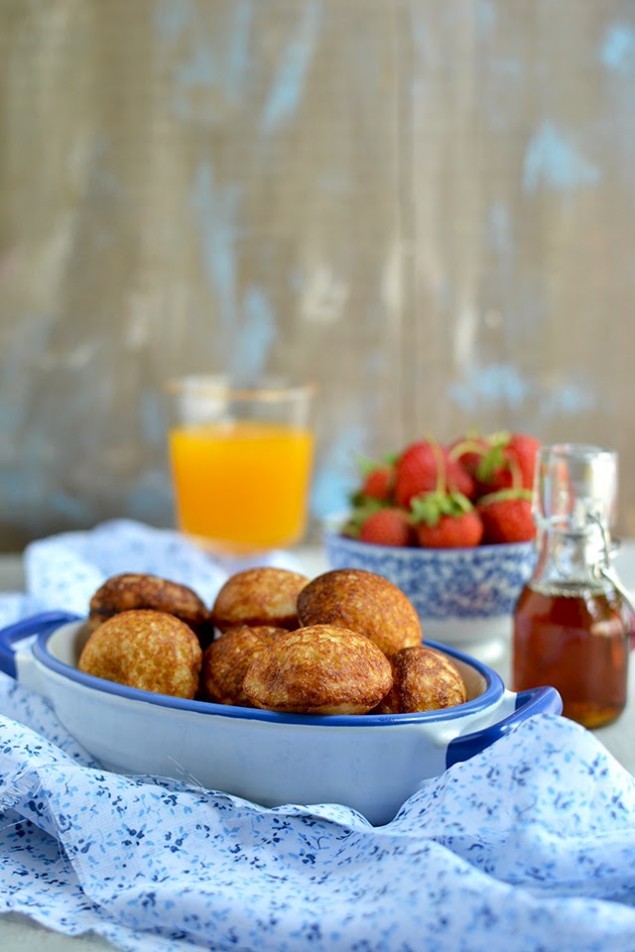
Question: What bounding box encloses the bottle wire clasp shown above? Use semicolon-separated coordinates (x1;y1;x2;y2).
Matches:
589;512;635;621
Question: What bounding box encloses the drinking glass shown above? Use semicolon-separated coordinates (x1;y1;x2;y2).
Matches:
166;377;315;555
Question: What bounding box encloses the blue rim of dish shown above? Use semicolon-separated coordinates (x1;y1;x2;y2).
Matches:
33;621;505;727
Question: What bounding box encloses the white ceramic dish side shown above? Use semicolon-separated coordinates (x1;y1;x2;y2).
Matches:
0;612;561;825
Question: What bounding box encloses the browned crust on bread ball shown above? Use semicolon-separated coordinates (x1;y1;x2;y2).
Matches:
211;567;309;633
243;623;393;715
375;645;467;714
201;625;286;707
88;572;213;647
296;569;422;657
89;572;210;629
78;609;203;699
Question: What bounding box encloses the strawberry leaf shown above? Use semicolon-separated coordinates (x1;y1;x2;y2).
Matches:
476;444;507;482
355;455;384;477
354;452;398;477
342;497;387;535
411;490;474;526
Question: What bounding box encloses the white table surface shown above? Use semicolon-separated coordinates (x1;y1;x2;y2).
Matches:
1;542;635;951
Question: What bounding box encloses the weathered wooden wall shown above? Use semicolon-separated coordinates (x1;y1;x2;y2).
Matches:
1;0;635;549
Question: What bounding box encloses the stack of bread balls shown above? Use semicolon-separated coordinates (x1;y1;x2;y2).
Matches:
78;566;467;715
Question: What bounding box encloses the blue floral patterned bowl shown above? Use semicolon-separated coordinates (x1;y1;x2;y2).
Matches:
324;528;537;657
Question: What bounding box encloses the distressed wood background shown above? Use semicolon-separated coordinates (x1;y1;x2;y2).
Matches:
1;0;635;550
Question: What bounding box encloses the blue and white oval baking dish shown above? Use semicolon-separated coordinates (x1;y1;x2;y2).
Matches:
0;612;562;825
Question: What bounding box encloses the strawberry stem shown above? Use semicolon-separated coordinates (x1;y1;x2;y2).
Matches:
448;438;487;461
429;439;447;495
478;488;533;505
508;453;523;491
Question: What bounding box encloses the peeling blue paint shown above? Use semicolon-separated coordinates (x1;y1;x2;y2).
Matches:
48;491;93;522
126;472;174;526
190;162;240;332
226;3;253;98
178;46;216;90
154;0;196;43
166;2;253;120
261;2;320;134
0;470;33;507
311;426;366;518
139;389;166;444
476;0;497;36
175;4;253;99
232;287;277;383
539;383;597;416
523;122;601;192
449;363;531;411
190;169;275;380
600;23;635;72
450;363;599;419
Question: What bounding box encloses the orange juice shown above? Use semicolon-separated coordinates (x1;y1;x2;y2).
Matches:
169;421;314;553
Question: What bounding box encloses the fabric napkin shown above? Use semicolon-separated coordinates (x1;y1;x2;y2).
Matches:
1;521;635;951
1;694;635;952
0;518;302;628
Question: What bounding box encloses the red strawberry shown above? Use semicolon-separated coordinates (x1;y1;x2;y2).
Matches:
361;463;395;501
477;489;536;544
395;440;449;507
448;432;490;475
411;491;484;549
416;512;484;548
447;458;477;500
477;432;541;494
359;507;415;547
341;497;387;538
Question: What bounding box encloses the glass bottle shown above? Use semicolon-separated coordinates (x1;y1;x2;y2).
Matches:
512;443;631;729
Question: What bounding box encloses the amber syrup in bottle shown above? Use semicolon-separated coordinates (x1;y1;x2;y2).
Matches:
512;443;631;729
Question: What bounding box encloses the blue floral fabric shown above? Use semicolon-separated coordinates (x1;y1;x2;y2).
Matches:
1;672;635;952
1;521;635;950
0;519;303;628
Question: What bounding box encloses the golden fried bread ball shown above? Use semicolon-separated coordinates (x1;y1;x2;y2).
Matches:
78;609;203;699
243;623;393;715
201;625;286;707
375;645;467;714
296;568;422;658
211;567;309;633
88;572;212;646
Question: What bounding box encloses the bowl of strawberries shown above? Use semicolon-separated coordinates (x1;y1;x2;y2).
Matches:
324;430;540;658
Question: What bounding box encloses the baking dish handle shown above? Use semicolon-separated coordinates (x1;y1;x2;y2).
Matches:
445;685;563;768
0;611;81;679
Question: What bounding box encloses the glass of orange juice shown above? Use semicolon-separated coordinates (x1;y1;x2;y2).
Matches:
166;377;315;555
